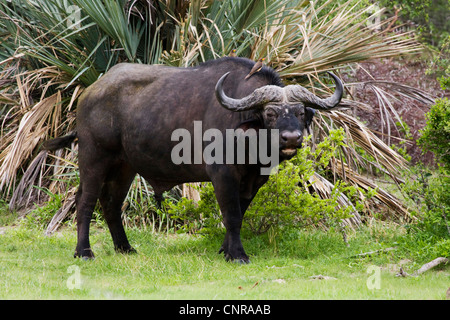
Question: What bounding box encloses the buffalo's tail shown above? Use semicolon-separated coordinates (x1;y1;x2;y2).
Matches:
42;131;78;151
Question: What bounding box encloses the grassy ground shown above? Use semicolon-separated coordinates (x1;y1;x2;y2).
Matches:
0;218;448;300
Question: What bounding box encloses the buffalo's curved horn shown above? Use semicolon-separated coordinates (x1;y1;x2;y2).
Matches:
284;72;343;110
215;72;284;111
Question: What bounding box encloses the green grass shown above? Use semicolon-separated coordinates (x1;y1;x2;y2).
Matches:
0;220;448;300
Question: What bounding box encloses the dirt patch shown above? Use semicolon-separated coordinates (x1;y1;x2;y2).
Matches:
343;57;448;165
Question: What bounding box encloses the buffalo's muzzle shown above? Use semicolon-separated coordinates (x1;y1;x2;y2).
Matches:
280;130;302;147
280;130;302;157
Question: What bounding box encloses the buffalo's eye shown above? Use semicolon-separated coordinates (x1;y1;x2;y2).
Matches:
293;106;305;117
265;109;278;121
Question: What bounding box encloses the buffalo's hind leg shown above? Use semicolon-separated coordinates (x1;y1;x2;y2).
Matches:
99;163;136;254
74;145;133;259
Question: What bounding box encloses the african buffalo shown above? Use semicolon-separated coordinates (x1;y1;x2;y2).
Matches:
44;57;343;263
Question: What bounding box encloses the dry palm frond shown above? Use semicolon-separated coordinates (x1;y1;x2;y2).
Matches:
0;92;62;194
308;172;362;227
329;158;412;221
362;80;435;105
8;150;48;211
271;2;421;78
0;61;81;198
355;80;435;145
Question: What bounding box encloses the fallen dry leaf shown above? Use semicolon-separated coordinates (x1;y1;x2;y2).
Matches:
309;274;337;281
272;279;286;284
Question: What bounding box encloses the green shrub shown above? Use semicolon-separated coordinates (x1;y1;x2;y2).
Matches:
20;188;63;229
166;183;222;235
401;165;450;233
395;98;450;261
418;98;450;169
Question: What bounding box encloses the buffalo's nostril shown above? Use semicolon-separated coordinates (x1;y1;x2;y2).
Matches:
281;131;302;144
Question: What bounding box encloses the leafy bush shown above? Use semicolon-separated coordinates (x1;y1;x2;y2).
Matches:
401;165;449;231
393;98;450;261
418;98;450;169
166;183;222;235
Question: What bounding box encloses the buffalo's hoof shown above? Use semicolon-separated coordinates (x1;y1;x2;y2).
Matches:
82;256;94;261
222;251;250;264
232;258;251;265
115;246;137;255
219;243;250;264
74;248;95;260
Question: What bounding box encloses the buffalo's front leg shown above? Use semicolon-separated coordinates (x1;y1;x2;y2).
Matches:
99;163;136;254
217;171;269;263
218;196;252;263
210;169;249;263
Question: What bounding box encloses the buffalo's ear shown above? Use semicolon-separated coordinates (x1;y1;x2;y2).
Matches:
305;107;316;134
236;118;263;132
